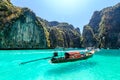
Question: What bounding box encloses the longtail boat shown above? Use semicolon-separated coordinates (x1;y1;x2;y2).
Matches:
20;50;95;65
50;50;95;63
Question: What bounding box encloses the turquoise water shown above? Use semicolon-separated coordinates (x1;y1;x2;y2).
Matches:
0;49;120;80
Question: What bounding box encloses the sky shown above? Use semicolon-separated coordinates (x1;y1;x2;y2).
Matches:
11;0;120;31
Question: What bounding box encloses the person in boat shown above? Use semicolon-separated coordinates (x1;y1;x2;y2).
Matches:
51;52;58;61
65;52;69;59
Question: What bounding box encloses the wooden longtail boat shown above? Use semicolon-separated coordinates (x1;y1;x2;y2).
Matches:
20;50;95;65
50;50;95;63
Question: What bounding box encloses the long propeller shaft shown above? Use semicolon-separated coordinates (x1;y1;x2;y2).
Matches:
20;57;52;65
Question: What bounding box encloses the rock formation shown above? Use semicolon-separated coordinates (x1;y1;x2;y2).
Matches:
39;19;81;48
82;3;120;49
0;0;81;49
0;0;48;49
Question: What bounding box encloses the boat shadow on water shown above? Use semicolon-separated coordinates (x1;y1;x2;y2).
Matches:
45;61;97;75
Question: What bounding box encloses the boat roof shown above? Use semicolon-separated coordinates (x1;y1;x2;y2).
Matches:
66;51;81;55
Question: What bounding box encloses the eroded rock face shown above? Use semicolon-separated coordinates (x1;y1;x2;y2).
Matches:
39;19;82;48
0;1;48;49
82;3;120;49
49;26;81;48
6;9;47;48
82;25;98;47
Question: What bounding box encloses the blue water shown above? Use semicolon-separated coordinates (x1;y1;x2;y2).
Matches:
0;49;120;80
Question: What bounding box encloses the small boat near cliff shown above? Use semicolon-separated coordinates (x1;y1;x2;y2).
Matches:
50;50;95;63
20;50;95;65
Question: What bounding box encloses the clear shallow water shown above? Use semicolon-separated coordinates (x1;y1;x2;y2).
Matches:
0;49;120;80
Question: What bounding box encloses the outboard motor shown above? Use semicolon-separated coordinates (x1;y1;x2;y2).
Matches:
53;52;58;57
51;52;58;62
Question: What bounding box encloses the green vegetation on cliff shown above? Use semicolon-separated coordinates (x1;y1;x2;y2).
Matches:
39;19;81;48
0;0;22;29
0;0;48;49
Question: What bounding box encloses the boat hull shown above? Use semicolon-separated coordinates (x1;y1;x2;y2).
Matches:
51;54;93;63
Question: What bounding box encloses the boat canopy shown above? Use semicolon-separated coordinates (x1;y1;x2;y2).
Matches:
65;52;81;59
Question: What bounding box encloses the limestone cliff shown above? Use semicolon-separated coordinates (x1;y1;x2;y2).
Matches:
48;22;81;48
82;3;120;49
0;0;81;49
0;0;48;49
39;19;81;48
